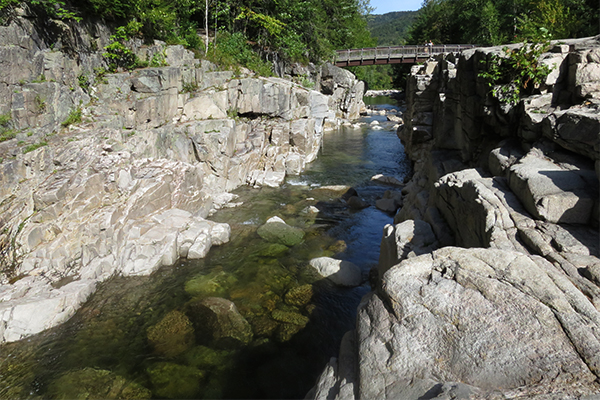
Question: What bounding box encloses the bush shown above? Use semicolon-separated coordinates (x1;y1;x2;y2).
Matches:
208;31;273;77
479;40;553;105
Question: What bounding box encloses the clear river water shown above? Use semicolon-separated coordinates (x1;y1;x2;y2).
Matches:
0;97;410;399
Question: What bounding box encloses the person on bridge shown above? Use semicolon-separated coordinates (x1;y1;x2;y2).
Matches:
428;40;433;53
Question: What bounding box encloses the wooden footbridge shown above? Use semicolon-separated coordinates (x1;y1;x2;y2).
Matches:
334;44;477;67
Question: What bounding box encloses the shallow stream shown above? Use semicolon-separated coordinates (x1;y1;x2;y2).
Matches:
0;98;410;399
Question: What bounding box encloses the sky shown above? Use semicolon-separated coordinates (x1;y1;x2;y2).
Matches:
369;0;423;13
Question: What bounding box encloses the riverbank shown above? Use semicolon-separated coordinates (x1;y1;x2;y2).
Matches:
0;13;365;343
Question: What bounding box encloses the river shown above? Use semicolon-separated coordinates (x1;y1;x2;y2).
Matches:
0;97;410;399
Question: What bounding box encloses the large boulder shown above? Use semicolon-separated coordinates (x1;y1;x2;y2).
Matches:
508;152;596;224
311;247;600;399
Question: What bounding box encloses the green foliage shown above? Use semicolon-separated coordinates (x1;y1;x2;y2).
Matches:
29;0;81;21
367;11;418;46
78;74;90;91
34;95;46;113
149;50;168;67
478;41;553;105
61;107;82;127
180;80;198;94
0;113;16;143
103;26;138;72
407;0;598;46
208;31;272;77
0;0;20;24
23;141;47;154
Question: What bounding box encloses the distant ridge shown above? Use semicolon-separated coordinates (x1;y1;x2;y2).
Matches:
367;11;418;46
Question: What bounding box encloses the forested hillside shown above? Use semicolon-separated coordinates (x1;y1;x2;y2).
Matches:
367;11;418;46
407;0;599;46
0;0;374;66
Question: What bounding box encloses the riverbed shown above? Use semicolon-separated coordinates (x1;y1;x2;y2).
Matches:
0;98;410;399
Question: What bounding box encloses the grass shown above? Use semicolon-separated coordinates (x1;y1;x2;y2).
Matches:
61;107;82;127
23;141;48;154
0;113;16;143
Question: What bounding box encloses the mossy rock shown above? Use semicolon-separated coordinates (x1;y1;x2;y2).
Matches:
257;218;305;247
250;315;280;337
47;368;151;399
146;362;204;399
255;263;295;296
184;270;237;299
187;297;253;348
249;243;290;259
147;310;195;358
275;322;304;342
184;345;234;371
271;309;309;327
284;284;313;307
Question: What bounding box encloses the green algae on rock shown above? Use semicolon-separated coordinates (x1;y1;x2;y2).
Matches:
147;310;195;358
184;269;238;299
146;362;204;399
187;297;253;348
257;216;305;246
284;284;314;307
47;368;151;399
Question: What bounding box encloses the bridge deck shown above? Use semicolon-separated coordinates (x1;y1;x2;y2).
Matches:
334;45;477;66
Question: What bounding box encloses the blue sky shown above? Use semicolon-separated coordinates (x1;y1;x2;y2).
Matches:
370;0;423;13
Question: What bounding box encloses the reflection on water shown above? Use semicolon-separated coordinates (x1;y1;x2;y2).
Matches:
0;98;410;400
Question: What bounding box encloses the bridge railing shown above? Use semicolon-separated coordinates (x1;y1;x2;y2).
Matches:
335;44;477;63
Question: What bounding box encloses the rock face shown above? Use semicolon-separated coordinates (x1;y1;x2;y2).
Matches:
309;36;600;399
0;13;364;343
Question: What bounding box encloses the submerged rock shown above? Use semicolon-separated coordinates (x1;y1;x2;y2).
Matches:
257;216;305;246
308;257;362;287
184;270;238;299
146;310;195;358
146;362;204;399
271;309;310;327
187;297;253;348
284;284;314;307
184;345;234;371
47;368;151;399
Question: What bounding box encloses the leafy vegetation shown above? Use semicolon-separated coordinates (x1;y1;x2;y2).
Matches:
367;11;418;46
61;106;83;127
406;0;598;46
479;40;553;105
0;113;16;143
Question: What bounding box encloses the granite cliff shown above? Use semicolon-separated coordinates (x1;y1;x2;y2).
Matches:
309;36;600;399
0;11;365;343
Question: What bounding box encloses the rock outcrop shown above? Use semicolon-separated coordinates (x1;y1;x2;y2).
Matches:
0;11;364;343
309;36;600;399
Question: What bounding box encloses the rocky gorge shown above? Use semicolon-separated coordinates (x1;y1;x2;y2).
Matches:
309;36;600;399
0;11;365;344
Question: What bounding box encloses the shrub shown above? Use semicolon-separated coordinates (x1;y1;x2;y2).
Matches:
208;31;273;77
479;40;553;105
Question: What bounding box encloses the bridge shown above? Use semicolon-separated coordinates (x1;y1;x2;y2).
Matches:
334;44;477;67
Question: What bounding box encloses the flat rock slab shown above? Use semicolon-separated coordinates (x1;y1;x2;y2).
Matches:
508;153;596;224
